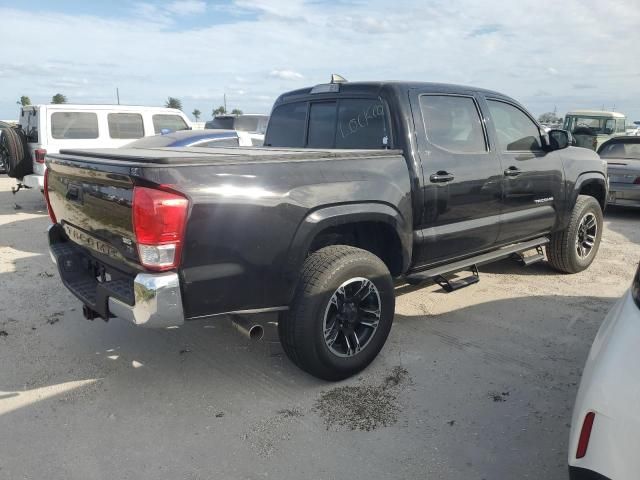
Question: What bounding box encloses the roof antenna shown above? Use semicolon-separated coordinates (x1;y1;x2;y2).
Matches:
330;74;348;84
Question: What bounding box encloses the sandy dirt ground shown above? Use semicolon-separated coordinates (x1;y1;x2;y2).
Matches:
0;175;638;480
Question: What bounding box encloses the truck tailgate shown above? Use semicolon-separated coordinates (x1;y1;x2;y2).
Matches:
46;158;139;268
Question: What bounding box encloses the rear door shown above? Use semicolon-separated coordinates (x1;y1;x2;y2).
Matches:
482;97;564;243
409;89;503;265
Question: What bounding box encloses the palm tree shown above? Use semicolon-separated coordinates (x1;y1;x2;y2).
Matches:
165;97;182;110
212;106;227;116
231;108;243;115
192;109;201;122
16;96;31;106
51;93;67;104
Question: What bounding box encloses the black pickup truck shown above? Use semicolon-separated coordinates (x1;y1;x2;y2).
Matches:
45;80;607;380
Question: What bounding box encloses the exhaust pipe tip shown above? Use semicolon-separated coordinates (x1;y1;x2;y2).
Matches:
231;315;264;341
247;324;264;341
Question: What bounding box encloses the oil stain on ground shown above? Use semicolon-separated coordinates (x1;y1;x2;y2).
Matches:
314;366;410;431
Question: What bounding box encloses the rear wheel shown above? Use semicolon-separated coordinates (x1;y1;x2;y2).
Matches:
278;245;395;381
546;195;603;273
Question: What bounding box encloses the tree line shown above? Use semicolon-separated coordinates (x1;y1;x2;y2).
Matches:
164;97;242;121
16;94;243;122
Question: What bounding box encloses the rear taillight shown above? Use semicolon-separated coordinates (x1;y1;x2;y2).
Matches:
576;411;596;459
132;186;188;271
43;168;57;224
632;263;640;308
34;149;47;164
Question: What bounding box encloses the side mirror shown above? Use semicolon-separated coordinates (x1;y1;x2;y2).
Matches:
545;129;571;151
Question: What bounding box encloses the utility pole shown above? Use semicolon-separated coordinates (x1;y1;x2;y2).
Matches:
223;93;227;113
116;88;120;105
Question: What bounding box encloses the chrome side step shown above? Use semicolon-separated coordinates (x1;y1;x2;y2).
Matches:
404;236;549;290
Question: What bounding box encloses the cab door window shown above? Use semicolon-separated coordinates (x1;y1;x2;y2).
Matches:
419;95;487;153
487;100;542;152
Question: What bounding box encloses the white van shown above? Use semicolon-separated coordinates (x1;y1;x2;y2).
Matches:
14;104;191;189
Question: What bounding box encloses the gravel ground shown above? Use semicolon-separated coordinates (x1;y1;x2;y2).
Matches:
0;175;638;480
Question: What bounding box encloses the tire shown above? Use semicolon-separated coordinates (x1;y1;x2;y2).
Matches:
546;195;603;273
0;127;31;178
278;245;395;381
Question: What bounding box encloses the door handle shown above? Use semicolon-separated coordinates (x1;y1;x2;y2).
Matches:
504;167;522;177
430;171;454;183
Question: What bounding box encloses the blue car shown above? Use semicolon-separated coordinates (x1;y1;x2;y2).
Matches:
124;129;241;149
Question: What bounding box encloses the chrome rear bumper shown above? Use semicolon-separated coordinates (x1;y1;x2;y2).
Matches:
108;272;184;328
48;224;184;328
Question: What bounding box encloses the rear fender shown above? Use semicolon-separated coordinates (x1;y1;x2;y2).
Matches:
282;202;412;301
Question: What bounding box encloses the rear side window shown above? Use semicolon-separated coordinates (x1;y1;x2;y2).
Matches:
108;113;144;139
308;102;337;148
487;100;542;151
336;99;388;149
20;108;39;143
419;95;486;153
51;112;99;139
265;102;307;147
152;114;188;134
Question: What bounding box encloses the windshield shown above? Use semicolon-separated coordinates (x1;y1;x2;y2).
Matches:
564;115;619;135
598;140;640;159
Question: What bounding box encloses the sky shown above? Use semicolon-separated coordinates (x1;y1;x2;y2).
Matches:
1;0;639;122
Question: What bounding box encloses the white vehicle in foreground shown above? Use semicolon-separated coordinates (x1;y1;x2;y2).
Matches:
2;104;191;189
569;261;640;480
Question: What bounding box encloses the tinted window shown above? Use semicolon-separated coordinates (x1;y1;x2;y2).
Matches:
264;102;307;147
336;98;388;149
21;108;39;143
487;100;542;151
51;112;99;139
616;119;626;133
206;117;235;129
108;113;144;139
152;114;188;134
307;102;337;148
419;95;486;153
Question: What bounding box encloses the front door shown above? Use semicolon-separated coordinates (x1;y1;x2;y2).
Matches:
410;90;504;266
482;98;564;244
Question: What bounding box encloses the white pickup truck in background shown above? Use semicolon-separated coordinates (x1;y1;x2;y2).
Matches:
0;104;192;190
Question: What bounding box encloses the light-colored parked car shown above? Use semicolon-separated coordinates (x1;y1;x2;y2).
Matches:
597;136;640;207
569;261;640;480
564;110;627;150
2;104;191;189
626;123;640;136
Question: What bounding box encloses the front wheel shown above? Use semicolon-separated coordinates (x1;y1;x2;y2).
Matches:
278;245;395;381
546;195;603;273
